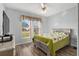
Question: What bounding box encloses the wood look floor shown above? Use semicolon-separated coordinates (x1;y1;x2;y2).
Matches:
15;43;77;56
0;49;14;56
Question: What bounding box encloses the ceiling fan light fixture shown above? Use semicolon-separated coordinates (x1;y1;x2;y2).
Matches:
41;3;47;14
41;3;45;8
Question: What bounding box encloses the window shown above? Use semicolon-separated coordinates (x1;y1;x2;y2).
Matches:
20;15;41;42
22;19;30;39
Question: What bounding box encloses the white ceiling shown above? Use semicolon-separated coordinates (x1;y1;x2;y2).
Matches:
3;3;77;17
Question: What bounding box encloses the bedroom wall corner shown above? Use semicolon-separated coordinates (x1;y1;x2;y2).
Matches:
0;3;5;35
46;5;78;47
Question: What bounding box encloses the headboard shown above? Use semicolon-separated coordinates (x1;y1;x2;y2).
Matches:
51;28;71;34
51;28;72;43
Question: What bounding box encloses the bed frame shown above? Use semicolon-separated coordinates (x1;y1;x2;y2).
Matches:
33;28;71;56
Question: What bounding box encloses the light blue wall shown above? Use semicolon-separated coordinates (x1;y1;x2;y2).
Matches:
41;17;49;34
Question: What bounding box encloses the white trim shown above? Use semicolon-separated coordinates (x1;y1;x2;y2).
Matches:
15;41;32;46
71;44;77;47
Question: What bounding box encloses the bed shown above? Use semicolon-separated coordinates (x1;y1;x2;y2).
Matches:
33;29;71;56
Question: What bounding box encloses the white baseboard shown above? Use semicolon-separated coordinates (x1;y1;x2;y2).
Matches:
15;41;32;46
71;44;77;47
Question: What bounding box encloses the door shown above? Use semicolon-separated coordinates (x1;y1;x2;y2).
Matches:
21;17;41;43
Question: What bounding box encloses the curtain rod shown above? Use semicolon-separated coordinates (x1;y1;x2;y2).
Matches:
20;15;41;20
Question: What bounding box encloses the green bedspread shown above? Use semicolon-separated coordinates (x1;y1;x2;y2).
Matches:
33;35;69;56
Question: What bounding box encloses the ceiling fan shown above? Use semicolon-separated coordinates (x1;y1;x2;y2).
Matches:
41;3;47;14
